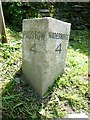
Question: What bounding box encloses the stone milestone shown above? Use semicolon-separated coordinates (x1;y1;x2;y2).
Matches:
22;17;71;96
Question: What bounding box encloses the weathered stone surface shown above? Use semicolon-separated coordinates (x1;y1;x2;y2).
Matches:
22;17;71;96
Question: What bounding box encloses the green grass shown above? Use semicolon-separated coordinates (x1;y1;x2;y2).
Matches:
0;28;89;119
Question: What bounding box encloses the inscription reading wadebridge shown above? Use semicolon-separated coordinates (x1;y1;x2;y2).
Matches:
24;31;68;40
49;32;68;40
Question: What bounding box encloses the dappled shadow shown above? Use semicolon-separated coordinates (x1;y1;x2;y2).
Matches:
2;66;89;119
1;28;89;119
2;67;59;119
6;24;22;33
2;68;41;119
69;29;88;56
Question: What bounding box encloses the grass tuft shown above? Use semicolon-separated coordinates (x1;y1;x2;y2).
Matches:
0;28;89;119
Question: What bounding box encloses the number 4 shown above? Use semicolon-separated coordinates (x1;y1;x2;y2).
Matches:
55;43;61;53
30;43;37;53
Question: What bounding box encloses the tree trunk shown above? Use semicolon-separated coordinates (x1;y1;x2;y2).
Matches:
0;0;7;43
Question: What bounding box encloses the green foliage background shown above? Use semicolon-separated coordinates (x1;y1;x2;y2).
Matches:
2;2;90;31
0;2;89;119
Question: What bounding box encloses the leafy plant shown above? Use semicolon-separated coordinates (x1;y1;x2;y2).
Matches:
1;28;89;119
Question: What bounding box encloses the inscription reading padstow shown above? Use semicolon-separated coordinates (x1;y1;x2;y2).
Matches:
24;31;45;41
49;32;68;40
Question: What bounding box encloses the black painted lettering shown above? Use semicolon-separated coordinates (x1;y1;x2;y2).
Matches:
55;43;61;53
24;31;45;40
41;33;45;40
35;31;37;39
30;43;37;53
49;32;68;40
30;32;34;39
52;33;55;38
